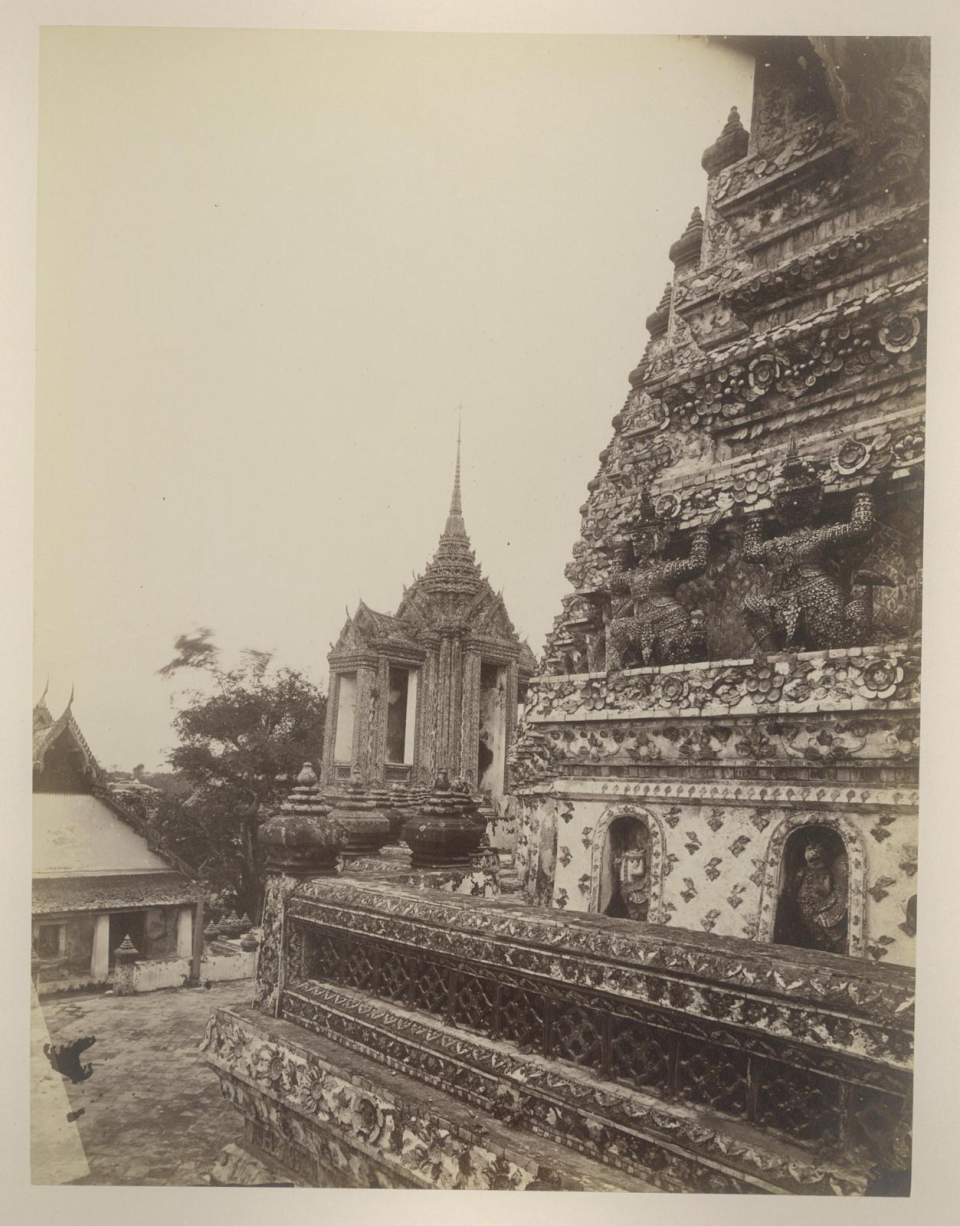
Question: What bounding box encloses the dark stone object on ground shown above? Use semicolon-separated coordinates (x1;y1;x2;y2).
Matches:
44;1036;96;1084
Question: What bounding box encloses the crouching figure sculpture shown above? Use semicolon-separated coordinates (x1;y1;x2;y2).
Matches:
744;449;877;651
603;521;711;671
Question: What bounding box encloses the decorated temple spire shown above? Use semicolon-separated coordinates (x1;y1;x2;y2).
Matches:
421;420;483;594
444;415;467;539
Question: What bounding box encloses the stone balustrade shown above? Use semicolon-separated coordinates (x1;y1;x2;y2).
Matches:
206;873;913;1193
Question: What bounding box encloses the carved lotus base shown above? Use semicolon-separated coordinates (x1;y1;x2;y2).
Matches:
333;814;393;858
401;815;485;868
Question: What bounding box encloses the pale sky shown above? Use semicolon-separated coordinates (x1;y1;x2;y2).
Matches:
34;28;754;770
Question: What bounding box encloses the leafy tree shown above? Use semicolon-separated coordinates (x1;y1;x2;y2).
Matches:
156;630;326;917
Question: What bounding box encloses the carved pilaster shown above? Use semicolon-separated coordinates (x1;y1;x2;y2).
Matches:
503;661;520;794
418;644;439;785
435;637;451;771
320;671;339;785
435;634;464;778
447;636;463;778
373;657;390;784
460;649;482;787
353;664;378;781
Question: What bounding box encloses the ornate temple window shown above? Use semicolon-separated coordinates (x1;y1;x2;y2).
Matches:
386;667;418;765
332;673;357;765
588;805;667;922
758;814;867;957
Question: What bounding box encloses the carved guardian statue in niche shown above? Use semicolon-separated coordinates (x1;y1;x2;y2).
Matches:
602;522;711;671
775;832;850;954
795;842;849;953
600;816;651;921
743;451;877;651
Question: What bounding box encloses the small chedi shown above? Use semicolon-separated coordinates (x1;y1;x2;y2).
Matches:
325;768;393;858
402;771;485;868
204;37;923;1193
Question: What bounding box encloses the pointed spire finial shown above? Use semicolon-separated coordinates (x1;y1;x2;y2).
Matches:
39;679;49;704
66;684;75;710
450;411;463;518
421;413;481;592
442;416;467;540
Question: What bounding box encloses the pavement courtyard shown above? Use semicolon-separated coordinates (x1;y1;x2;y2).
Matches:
33;981;252;1185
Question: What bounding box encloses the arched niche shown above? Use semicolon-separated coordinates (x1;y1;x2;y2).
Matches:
757;813;867;956
588;805;666;924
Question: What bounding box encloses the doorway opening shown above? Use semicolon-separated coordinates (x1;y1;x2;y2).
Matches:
477;663;507;803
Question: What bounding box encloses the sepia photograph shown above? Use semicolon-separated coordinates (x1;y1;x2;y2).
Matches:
9;2;955;1212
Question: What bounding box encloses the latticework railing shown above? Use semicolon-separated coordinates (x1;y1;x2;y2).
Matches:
265;879;913;1191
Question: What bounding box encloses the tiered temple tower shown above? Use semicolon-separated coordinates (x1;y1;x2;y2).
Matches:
322;433;536;809
513;36;926;970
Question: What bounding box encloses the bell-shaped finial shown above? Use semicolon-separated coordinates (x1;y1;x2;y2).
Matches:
296;762;318;788
645;282;672;339
701;104;749;177
669;206;705;269
258;763;344;875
